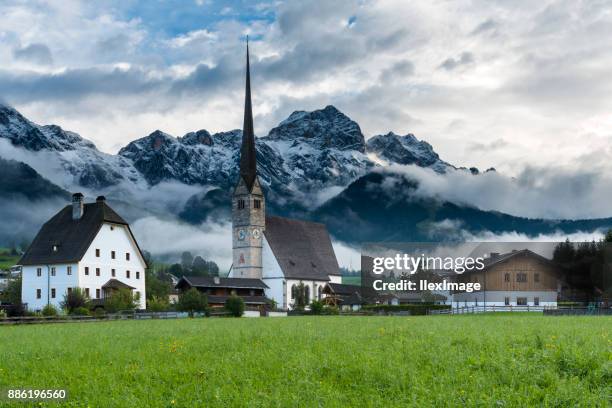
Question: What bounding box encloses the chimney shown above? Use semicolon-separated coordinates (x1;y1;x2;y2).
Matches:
96;196;106;203
72;193;84;220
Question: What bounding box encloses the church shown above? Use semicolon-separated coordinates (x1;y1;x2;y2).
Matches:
227;42;342;309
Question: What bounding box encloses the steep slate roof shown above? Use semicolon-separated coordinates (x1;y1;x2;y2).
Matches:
264;215;340;280
176;276;268;290
239;39;258;191
18;200;140;266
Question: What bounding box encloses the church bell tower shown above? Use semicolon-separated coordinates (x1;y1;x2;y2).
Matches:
232;39;265;279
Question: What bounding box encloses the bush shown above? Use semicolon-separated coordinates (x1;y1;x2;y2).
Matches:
310;300;324;315
225;295;245;317
362;304;451;315
0;309;6;319
147;296;170;312
61;288;90;313
177;288;208;317
104;288;139;313
41;304;59;317
323;305;339;315
70;306;90;316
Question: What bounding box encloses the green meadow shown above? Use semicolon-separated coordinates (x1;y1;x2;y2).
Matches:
0;315;610;407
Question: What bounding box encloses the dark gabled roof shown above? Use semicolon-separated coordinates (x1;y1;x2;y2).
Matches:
102;279;135;290
18;201;136;266
326;283;361;296
264;215;340;281
176;276;268;290
207;295;270;305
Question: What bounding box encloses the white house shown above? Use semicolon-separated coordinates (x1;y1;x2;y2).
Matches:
226;42;342;310
19;193;147;311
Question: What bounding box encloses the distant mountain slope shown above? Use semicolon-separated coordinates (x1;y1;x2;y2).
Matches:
312;171;612;242
0;157;69;200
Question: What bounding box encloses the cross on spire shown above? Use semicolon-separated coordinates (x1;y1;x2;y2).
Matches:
239;36;257;190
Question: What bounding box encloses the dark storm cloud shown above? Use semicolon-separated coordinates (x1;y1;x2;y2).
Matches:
439;52;474;71
13;43;53;65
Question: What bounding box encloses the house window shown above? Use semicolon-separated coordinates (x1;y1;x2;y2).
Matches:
112;269;116;277
136;271;140;280
534;273;540;283
37;268;42;277
51;267;56;276
51;288;56;298
96;289;100;299
95;248;100;257
238;199;245;209
67;266;72;275
85;267;89;276
504;273;510;282
67;287;73;295
85;288;90;297
517;297;527;306
111;251;116;259
504;297;510;306
36;289;41;299
254;199;261;209
126;270;130;279
96;268;100;276
517;273;527;283
534;297;540;306
126;253;130;261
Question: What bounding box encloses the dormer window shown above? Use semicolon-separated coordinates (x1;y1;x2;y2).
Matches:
238;199;245;209
52;245;59;253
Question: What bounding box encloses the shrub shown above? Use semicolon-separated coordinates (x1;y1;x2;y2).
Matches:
104;288;139;313
177;288;208;317
0;309;6;319
323;305;340;315
41;304;59;317
71;306;90;316
61;288;90;313
310;300;324;315
225;295;245;317
147;296;170;312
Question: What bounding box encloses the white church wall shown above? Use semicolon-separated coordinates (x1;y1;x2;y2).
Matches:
261;236;286;308
80;223;147;309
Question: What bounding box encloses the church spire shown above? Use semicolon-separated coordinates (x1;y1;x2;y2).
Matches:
240;36;257;190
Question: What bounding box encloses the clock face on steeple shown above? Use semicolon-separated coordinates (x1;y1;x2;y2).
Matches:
238;229;246;240
252;228;261;239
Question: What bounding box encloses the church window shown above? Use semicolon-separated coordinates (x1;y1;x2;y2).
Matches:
304;286;310;304
291;284;298;300
254;199;261;209
238;199;245;209
318;286;323;300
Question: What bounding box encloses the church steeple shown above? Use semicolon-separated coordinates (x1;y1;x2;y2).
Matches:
240;37;257;191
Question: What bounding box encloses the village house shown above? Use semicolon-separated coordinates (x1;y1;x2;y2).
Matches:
452;249;562;307
226;41;342;310
19;194;147;311
175;276;269;309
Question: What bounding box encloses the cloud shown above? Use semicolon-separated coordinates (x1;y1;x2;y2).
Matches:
438;51;474;71
384;164;612;220
13;43;53;65
131;217;233;271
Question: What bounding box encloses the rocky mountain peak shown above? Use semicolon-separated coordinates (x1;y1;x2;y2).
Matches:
267;105;366;153
366;131;450;172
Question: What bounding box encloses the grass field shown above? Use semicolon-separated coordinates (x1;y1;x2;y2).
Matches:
0;315;610;407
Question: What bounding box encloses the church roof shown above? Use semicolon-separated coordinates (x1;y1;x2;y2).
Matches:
239;38;258;191
264;215;340;280
18;199;140;266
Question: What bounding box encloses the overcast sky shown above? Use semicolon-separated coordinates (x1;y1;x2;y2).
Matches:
1;0;612;176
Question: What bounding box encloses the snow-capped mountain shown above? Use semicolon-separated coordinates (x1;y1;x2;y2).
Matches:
0;104;145;189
